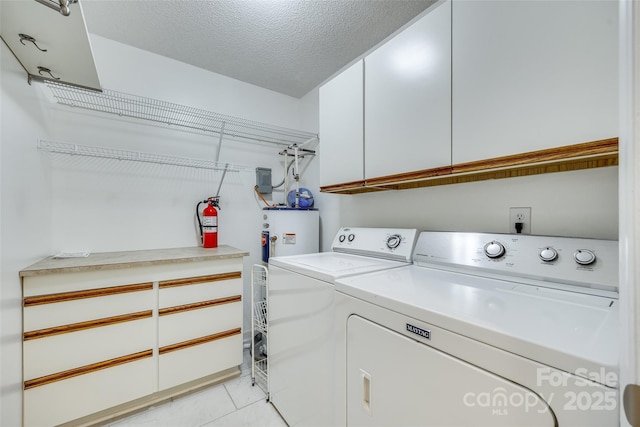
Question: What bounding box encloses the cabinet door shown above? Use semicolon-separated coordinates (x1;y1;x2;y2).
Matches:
0;1;101;90
364;1;451;179
346;315;554;426
452;0;618;164
319;60;364;187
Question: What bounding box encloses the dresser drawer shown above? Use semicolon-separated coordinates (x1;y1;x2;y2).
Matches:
24;354;155;427
159;331;242;390
159;300;242;347
24;317;154;380
24;285;153;331
159;273;241;309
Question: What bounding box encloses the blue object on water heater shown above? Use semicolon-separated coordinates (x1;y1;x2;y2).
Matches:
287;188;314;208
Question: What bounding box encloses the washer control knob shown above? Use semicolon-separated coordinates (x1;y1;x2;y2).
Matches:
338;235;346;243
539;247;558;262
386;234;402;249
574;249;596;265
483;241;506;259
348;234;355;242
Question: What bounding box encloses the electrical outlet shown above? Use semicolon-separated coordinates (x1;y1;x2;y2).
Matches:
509;207;531;234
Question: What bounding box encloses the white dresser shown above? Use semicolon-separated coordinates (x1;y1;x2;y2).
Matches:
20;246;248;426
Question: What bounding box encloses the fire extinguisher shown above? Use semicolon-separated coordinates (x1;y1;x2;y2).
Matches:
197;197;219;248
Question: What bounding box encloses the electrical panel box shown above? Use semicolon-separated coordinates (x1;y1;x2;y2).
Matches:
256;167;273;194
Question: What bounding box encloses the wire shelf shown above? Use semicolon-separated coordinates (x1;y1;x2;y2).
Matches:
251;264;269;400
253;300;268;333
45;81;318;147
38;140;250;172
253;357;269;397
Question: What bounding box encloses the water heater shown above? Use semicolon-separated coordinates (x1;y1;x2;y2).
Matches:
261;207;319;263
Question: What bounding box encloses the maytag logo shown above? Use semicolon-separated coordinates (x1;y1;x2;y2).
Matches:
406;323;431;340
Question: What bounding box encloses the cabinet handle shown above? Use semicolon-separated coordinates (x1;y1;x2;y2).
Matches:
159;271;242;288
159;327;241;354
24;349;152;389
159;295;242;316
37;66;60;80
361;369;372;414
24;310;153;341
19;34;47;52
24;282;153;306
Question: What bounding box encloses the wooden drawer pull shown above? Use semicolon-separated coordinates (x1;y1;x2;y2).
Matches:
159;327;241;355
159;272;241;288
24;282;153;307
24;310;153;341
24;349;153;390
159;296;241;316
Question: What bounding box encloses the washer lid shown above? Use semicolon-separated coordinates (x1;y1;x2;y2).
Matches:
335;265;618;387
269;252;409;282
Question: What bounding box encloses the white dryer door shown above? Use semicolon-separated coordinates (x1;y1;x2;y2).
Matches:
347;315;555;426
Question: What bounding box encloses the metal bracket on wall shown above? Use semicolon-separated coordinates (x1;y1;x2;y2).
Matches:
34;0;77;16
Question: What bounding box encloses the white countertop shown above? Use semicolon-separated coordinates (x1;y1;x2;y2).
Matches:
20;245;249;277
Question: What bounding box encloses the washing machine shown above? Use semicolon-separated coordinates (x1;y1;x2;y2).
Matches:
335;231;619;426
268;227;419;427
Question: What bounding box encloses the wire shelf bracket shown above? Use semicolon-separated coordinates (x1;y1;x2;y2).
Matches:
44;81;319;148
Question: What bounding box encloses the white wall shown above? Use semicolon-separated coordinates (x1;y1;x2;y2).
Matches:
316;166;618;251
1;34;317;425
45;34;318;345
1;43;54;427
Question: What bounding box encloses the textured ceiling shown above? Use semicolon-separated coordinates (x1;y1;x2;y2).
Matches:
81;0;436;98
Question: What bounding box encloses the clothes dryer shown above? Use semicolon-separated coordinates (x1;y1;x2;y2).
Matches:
335;231;619;426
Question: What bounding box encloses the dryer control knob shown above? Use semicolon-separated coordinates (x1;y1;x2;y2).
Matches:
484;241;506;259
574;249;596;265
386;234;402;249
338;235;346;243
539;247;558;262
348;234;355;242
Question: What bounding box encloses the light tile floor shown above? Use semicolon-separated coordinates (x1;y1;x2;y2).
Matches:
108;351;286;427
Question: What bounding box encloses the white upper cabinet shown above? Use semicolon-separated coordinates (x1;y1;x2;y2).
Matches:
319;60;364;187
452;0;618;164
364;1;451;179
1;0;101;90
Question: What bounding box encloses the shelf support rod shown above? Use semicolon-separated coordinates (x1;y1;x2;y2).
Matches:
215;122;226;163
215;163;230;198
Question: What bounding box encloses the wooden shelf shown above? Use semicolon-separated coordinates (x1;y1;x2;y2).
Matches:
320;138;618;194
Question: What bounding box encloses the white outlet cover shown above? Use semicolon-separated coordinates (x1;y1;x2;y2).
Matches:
509;207;531;234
